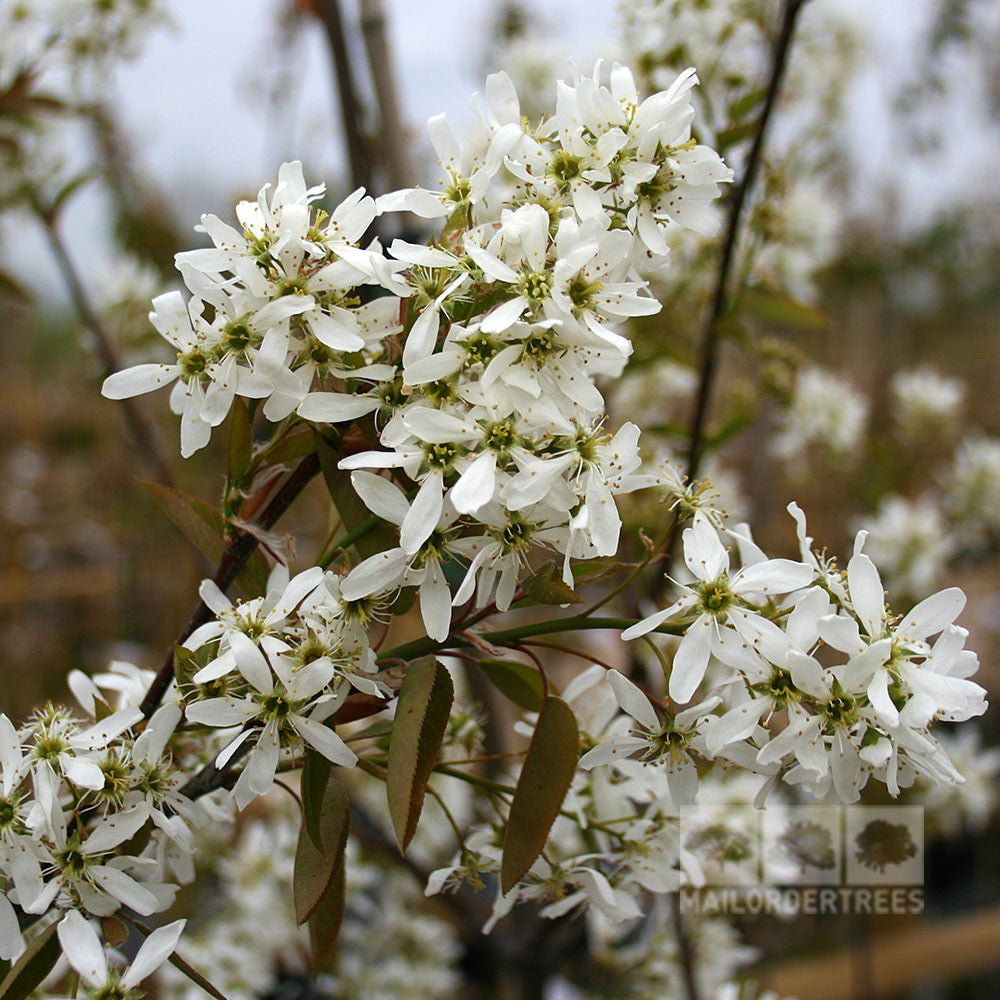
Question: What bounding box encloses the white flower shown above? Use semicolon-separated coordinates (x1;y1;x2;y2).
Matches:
58;909;186;996
623;511;813;702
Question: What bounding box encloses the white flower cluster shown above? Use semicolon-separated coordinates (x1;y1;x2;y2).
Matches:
619;506;985;803
156;803;462;1000
769;365;868;466
0;668;207;963
425;508;986;935
104;62;732;635
180;564;383;810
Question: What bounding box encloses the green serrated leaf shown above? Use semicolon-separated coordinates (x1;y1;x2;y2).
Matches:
227;400;253;487
293;777;350;926
501;696;579;894
739;289;830;331
0;918;60;1000
301;747;333;851
523;561;584;605
477;659;546;713
308;862;345;974
387;657;454;851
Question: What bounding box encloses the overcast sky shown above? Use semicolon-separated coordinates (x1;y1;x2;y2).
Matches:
10;0;999;292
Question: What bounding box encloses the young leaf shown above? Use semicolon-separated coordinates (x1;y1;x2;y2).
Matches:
523;561;584;605
501;696;579;894
0;919;60;1000
293;776;351;926
727;86;768;123
301;746;333;851
227;400;253;487
739;289;829;331
140;481;224;564
477;658;546;713
387;657;454;851
140;480;268;595
308;863;346;974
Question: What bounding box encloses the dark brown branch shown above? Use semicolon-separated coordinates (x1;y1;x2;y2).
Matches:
315;0;376;193
138;451;321;718
684;0;808;483
359;0;412;190
36;206;176;488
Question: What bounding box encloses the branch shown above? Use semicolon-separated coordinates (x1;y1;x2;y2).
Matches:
684;0;808;482
138;451;321;718
314;0;376;193
35;205;176;488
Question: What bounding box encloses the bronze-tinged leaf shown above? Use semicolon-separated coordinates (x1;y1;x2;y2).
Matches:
139;480;268;595
100;916;128;948
387;657;454;852
301;747;333;851
308;862;346;974
477;659;546;713
0;919;60;1000
501;696;579;894
227;399;253;487
140;481;224;564
523;561;584;606
293;777;350;925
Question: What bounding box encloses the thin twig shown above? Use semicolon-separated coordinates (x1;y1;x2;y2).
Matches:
35;205;175;487
672;891;702;1000
685;0;808;483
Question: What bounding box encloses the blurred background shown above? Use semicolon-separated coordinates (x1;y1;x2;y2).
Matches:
1;1;998;997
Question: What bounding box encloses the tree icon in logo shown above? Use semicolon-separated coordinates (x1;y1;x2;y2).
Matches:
686;822;754;869
854;818;919;873
775;819;837;874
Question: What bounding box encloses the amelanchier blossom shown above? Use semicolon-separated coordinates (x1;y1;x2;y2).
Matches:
1;57;988;1000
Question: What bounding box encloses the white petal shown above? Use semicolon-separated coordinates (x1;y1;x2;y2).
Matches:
102;364;177;399
400;472;443;555
350;471;409;526
669;616;713;704
450;452;497;514
607;670;659;731
293;716;358;767
90;866;159;915
228;632;274;693
121;919;187;989
57;910;107;988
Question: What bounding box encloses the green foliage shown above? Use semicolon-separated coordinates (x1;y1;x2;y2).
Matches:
523;560;584;606
476;658;546;712
501;695;579;893
387;658;454;851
